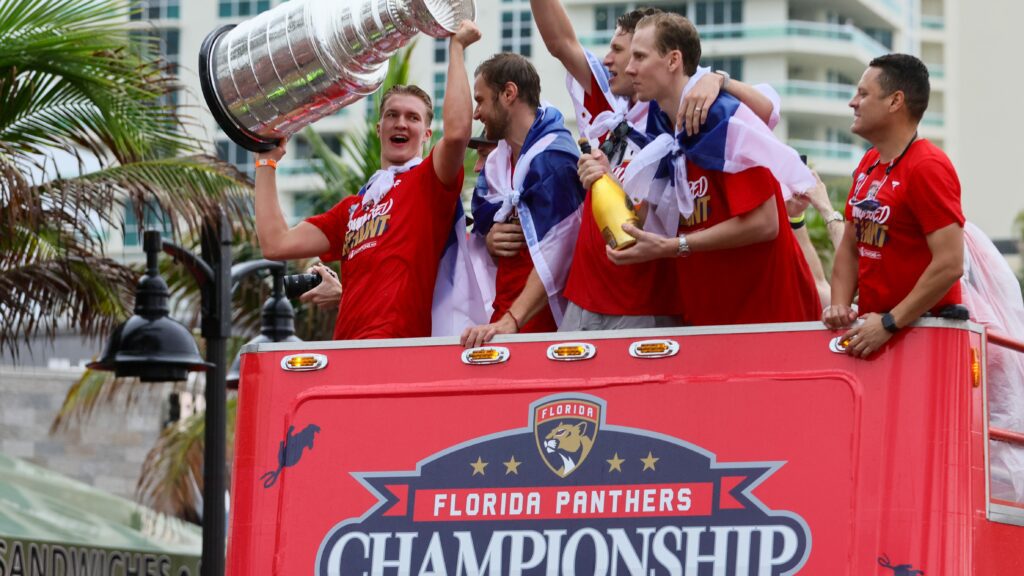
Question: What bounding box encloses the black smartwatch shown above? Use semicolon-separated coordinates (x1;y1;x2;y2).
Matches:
881;312;900;334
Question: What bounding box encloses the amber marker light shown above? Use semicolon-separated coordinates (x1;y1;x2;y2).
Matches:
629;340;680;359
546;343;596;361
280;354;328;371
971;348;981;388
461;347;511;365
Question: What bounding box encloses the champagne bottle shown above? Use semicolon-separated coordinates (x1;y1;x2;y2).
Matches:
579;138;639;250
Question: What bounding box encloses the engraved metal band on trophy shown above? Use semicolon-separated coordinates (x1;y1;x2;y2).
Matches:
200;0;476;152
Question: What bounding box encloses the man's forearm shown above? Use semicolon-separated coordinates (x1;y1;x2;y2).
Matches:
509;269;549;326
529;0;590;91
686;197;779;252
724;79;775;126
829;223;859;307
443;42;472;144
889;225;964;328
254;167;292;259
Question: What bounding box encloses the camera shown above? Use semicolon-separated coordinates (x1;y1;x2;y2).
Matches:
283;272;322;299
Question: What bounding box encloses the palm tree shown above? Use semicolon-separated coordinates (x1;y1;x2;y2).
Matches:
50;42;431;520
0;0;251;361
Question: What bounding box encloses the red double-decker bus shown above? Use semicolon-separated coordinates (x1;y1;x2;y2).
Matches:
228;320;1024;575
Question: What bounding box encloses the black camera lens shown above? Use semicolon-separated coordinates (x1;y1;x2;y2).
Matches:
283;272;322;299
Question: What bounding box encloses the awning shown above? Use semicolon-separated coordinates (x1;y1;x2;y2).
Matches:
0;453;201;575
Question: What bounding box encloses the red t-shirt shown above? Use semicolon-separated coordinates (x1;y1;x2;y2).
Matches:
489;242;557;332
845;140;964;315
306;154;463;340
563;76;682;317
675;164;821;326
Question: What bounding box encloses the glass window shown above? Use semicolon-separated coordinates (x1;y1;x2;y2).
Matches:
695;1;742;25
595;4;628;32
217;139;254;178
433;71;446;126
434;38;447;64
501;9;532;57
131;0;181;21
219;0;273;18
122;199;172;247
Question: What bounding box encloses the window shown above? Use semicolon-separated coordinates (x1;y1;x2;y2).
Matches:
826;69;855;86
864;28;893;50
130;28;180;105
595;4;628;32
701;57;743;81
694;0;742;25
501;10;532;57
433;72;445;127
130;0;180;20
216;138;254;178
123;199;172;247
434;37;447;64
219;0;272;18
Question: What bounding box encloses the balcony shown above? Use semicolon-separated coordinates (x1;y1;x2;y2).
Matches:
921;112;945;128
789;139;865;161
921;14;945;30
788;139;866;177
779;81;855;101
581;21;891;65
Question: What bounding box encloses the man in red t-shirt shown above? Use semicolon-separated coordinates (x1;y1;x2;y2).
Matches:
824;54;964;358
527;2;778;331
251;21;480;340
580;13;821;325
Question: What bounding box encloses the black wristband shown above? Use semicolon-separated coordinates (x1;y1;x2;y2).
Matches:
882;312;900;334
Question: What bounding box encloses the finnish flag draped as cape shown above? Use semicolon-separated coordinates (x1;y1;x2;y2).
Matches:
470;106;585;324
623;71;813;235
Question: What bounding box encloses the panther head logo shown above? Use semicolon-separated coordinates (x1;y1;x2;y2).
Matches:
533;398;601;478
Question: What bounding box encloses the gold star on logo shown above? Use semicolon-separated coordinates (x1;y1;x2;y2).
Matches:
503;456;521;475
641;451;659;471
606;453;625;472
470;456;488;476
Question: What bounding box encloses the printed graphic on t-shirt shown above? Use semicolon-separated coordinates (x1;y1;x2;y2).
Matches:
849;175;893;251
680;176;711;228
343;197;395;259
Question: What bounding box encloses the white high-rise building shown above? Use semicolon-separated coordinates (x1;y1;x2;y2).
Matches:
130;0;1021;260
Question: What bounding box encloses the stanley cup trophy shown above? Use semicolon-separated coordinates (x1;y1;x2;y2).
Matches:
199;0;476;152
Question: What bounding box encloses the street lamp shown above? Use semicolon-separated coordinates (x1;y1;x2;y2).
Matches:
226;263;302;388
91;212;233;576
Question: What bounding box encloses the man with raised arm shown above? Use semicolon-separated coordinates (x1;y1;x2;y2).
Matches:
586;12;820;325
823;54;964;358
527;1;782;330
460;53;585;348
252;21;480;340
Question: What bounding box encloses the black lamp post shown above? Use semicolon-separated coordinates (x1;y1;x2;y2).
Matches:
91;213;232;576
226;263;301;388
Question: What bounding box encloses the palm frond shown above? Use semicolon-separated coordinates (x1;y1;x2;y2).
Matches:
137;396;238;521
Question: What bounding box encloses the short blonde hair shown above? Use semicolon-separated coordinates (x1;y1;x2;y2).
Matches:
636;12;701;76
379;84;433;124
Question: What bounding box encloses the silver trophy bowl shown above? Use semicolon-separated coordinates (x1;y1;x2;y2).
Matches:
200;0;476;152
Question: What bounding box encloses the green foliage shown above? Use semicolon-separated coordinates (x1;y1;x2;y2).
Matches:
0;0;251;360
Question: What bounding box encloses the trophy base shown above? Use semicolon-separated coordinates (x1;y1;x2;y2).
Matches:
199;24;280;153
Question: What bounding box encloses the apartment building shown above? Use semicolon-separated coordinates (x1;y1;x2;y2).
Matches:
127;0;1021;257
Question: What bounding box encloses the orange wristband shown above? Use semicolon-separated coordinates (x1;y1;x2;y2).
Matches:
255;158;278;170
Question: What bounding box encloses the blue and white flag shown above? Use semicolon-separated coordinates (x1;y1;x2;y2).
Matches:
431;201;491;337
471;106;585;324
624;71;814;235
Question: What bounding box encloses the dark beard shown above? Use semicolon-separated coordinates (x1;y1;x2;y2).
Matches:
484;105;509;141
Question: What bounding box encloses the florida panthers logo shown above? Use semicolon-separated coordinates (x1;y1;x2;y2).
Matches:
533;397;600;478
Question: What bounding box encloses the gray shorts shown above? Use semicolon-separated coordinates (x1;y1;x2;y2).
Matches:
559;301;680;332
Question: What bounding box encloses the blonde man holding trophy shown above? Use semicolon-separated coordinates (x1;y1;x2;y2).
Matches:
252;21;481;340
